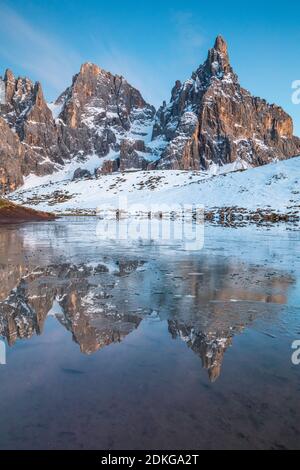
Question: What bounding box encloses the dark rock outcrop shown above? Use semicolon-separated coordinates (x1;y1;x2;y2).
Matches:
119;139;148;171
152;36;300;170
72;168;92;181
0;199;55;224
96;159;120;176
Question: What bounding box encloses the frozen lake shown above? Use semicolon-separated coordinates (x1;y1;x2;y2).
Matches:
0;218;299;450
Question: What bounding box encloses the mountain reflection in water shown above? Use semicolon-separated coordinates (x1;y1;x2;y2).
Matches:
0;223;294;382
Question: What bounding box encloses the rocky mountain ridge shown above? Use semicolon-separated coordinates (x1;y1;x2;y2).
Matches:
0;69;66;193
152;36;300;170
0;35;299;194
52;62;156;168
0;64;156;193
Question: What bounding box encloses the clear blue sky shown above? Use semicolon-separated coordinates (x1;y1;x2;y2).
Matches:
1;0;300;134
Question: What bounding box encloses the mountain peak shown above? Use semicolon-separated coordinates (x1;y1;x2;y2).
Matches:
204;34;235;81
4;69;15;83
33;81;45;105
214;35;228;55
153;35;300;172
79;62;101;76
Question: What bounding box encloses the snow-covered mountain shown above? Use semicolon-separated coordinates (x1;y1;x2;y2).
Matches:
0;64;156;193
1;35;300;199
51;62;156;170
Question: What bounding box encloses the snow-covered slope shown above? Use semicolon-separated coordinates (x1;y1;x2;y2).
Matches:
9;157;300;220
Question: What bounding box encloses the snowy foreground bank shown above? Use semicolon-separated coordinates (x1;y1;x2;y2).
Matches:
8;156;300;222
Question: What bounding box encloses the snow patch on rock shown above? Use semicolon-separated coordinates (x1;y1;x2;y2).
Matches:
0;79;5;105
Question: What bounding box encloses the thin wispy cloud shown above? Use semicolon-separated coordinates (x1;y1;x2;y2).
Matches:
171;10;205;66
89;37;166;108
0;3;164;106
0;3;81;96
0;3;206;109
87;12;205;108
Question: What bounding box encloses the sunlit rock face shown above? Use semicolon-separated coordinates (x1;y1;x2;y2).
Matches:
55;63;155;169
0;116;24;193
0;70;66;181
152;36;300;171
0;64;155;193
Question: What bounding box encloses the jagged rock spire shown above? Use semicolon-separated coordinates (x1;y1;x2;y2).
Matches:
204;35;236;81
214;35;228;55
33;81;45;107
152;35;300;172
4;69;16;103
4;69;15;83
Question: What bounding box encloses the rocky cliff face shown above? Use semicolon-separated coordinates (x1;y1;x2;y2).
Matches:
0;70;66;181
152;36;300;170
0;116;24;193
54;63;155;170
